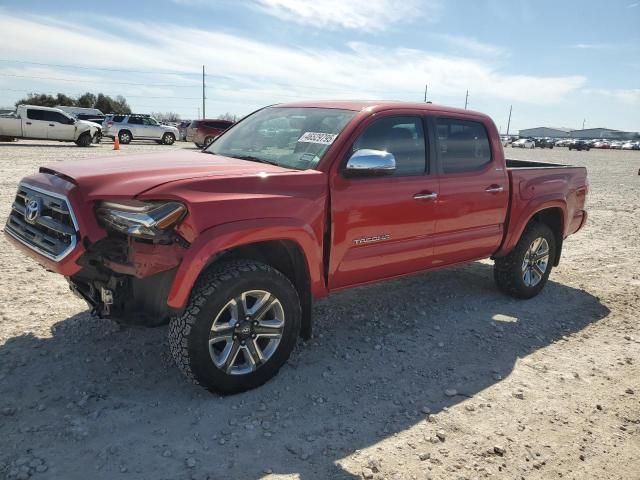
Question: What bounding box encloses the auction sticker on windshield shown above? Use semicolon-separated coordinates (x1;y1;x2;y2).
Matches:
298;132;338;145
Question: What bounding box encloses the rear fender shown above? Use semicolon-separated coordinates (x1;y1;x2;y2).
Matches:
496;196;567;258
166;218;326;309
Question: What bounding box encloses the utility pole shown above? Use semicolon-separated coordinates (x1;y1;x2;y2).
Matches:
582;118;586;130
464;90;469;110
506;105;512;136
202;65;206;119
424;84;428;102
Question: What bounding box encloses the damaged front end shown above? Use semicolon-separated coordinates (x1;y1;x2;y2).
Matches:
68;200;190;326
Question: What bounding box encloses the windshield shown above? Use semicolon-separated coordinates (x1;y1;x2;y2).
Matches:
206;107;356;170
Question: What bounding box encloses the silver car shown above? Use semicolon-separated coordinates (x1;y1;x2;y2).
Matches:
102;114;179;145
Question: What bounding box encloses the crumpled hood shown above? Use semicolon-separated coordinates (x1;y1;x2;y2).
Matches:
77;120;101;130
40;150;295;199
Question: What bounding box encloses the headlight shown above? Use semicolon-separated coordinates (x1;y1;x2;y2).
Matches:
96;200;186;239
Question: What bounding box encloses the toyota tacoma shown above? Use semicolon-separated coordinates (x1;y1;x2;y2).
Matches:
4;101;589;394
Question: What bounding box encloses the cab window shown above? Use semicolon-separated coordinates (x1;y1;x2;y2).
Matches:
352;116;426;176
436;118;491;174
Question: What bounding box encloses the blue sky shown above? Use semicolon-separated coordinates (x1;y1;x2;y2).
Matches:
0;0;638;132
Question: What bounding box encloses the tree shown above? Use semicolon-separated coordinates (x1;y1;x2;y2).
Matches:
151;112;181;122
15;93;58;108
55;93;76;106
94;93;131;114
76;92;97;108
14;91;131;113
219;112;239;122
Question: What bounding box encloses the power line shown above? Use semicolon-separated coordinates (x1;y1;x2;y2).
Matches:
0;88;203;99
0;73;201;88
0;59;202;76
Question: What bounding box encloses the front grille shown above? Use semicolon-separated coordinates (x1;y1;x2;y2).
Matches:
5;183;78;261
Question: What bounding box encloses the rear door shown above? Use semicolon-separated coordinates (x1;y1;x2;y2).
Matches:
329;113;439;289
430;116;508;264
126;117;144;138
45;111;76;140
23;109;49;139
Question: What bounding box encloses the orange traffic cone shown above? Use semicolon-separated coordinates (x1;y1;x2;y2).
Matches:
113;135;120;150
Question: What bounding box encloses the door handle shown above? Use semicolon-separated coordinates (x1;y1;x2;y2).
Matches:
413;192;438;200
485;185;504;193
25;122;32;125
49;124;55;127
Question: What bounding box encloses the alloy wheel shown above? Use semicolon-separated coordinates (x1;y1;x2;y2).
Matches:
208;290;285;375
521;237;550;287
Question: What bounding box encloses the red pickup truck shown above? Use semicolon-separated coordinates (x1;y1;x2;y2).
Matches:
5;101;588;394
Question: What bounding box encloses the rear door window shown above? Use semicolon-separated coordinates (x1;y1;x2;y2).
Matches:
435;118;491;174
127;117;143;125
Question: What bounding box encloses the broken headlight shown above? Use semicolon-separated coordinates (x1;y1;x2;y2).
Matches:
96;200;186;239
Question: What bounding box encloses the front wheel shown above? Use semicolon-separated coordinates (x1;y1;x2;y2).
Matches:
75;132;92;147
494;222;556;299
168;260;301;394
162;132;176;145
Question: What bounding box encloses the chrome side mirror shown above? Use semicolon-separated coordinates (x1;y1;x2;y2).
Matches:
344;149;396;177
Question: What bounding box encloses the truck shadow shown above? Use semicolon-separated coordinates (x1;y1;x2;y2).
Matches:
0;262;609;480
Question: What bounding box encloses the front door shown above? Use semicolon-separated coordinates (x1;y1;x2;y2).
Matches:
46;111;77;140
430;116;509;265
329;114;439;289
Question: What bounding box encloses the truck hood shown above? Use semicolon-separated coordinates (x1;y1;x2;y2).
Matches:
40;150;296;198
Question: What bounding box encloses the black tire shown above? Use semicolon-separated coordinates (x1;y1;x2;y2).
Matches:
194;143;202;148
168;260;301;394
494;222;556;299
204;136;214;146
118;130;132;144
75;132;92;147
162;132;176;145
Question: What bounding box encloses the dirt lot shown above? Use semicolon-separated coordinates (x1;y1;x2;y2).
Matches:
0;140;638;480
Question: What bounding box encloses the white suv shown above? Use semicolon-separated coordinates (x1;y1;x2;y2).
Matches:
103;114;179;145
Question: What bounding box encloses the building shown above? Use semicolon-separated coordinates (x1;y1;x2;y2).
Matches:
569;128;639;140
518;127;572;138
519;126;639;140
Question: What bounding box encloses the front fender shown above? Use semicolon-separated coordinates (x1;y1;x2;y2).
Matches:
166;217;326;309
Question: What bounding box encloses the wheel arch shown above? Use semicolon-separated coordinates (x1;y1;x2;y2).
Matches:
497;202;567;265
529;207;564;266
167;218;327;339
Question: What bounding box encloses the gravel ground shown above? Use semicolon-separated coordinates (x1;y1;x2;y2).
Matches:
0;140;638;480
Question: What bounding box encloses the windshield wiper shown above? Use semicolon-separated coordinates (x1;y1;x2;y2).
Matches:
230;155;280;166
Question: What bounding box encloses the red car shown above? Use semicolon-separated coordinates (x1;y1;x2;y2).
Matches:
5;101;589;394
186;119;233;147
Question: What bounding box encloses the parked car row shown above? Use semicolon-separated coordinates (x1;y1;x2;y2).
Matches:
0;103;236;147
504;135;640;151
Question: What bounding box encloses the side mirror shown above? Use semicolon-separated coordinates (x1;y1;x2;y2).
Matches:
344;149;396;177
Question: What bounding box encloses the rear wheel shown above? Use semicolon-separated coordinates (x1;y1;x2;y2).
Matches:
494;222;556;299
118;130;132;144
162;132;176;145
168;260;301;394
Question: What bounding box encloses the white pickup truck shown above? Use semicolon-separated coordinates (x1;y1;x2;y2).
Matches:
0;105;102;146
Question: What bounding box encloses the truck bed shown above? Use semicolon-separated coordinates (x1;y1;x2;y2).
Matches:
506;158;570;169
500;160;588;256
